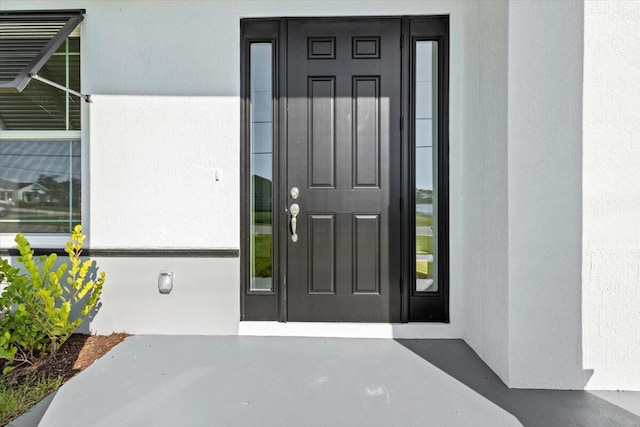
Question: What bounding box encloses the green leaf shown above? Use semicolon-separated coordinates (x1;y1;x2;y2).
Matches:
77;282;93;300
0;224;105;365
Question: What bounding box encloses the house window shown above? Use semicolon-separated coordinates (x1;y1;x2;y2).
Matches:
415;40;438;293
406;16;449;322
249;42;274;292
0;37;81;233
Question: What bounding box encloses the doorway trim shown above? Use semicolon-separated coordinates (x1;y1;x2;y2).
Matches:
240;16;449;323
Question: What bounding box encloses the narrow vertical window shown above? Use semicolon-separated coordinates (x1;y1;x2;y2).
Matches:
249;43;274;292
415;41;438;293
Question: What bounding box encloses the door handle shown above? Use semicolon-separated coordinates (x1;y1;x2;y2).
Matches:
289;203;300;242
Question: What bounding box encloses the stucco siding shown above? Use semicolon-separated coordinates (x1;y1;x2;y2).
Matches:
461;0;510;386
582;0;640;391
507;0;587;389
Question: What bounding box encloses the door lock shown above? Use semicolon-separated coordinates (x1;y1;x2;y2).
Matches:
290;186;299;199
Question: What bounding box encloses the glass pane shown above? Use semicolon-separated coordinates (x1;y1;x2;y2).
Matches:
415;41;438;293
0;140;81;233
249;43;273;292
0;38;80;131
67;37;80;54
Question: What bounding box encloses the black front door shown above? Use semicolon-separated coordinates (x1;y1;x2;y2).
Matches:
285;19;402;322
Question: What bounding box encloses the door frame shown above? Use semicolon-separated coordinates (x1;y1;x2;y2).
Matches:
240;16;449;323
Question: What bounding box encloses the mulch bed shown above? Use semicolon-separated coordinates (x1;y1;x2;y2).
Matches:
2;333;129;385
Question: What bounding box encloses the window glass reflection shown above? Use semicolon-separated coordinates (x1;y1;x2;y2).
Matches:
250;43;273;292
415;41;438;293
0;39;80;131
0;140;81;233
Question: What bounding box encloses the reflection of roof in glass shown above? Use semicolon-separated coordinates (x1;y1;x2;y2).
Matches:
0;178;21;190
0;140;80;183
18;182;49;193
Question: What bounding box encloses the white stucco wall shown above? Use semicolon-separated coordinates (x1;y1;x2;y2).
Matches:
507;0;588;389
461;0;510;385
88;95;239;249
87;257;240;335
582;1;640;391
463;0;640;392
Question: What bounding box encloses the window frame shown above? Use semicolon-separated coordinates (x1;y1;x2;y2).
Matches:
240;19;282;321
0;35;83;245
401;16;450;322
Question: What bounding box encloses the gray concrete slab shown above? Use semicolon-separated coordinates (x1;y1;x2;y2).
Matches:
8;336;640;427
397;340;640;427
589;391;640;417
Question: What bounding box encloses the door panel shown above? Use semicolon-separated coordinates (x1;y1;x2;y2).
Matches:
286;19;401;322
353;76;380;188
353;214;380;294
308;214;336;294
308;77;336;188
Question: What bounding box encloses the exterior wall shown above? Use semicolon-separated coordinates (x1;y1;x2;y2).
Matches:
88;95;238;249
582;1;640;391
461;0;510;385
87;257;240;335
507;0;588;389
0;0;466;338
464;0;640;392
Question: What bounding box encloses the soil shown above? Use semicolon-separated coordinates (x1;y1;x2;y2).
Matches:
2;333;129;385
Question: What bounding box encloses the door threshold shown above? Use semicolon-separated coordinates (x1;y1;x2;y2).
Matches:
239;321;458;339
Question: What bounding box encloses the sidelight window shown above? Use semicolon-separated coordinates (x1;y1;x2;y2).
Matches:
406;16;449;322
414;41;438;293
249;43;274;292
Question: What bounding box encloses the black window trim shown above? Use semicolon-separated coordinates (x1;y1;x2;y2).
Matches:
240;19;283;321
402;16;450;322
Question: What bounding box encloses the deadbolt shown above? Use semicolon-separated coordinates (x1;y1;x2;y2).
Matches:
290;187;299;199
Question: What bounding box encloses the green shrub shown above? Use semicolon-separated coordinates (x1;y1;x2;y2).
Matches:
0;225;105;373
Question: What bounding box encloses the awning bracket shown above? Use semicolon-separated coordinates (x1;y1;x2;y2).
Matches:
29;73;91;103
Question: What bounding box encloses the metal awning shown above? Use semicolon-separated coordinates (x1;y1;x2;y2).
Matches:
0;10;84;93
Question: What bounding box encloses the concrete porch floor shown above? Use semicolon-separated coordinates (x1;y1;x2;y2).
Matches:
9;336;640;427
